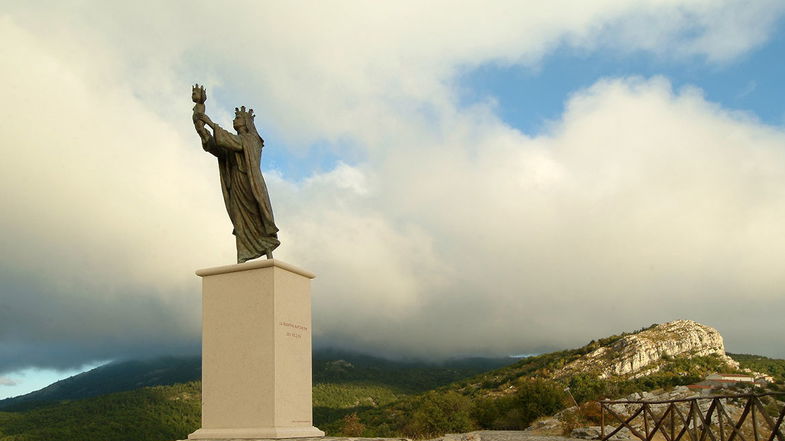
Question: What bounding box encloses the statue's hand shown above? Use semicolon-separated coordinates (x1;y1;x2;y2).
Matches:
197;112;216;129
196;125;211;144
192;83;207;104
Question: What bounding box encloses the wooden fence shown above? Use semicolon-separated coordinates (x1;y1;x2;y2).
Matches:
599;393;785;441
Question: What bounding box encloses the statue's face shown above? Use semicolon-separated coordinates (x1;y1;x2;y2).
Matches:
233;115;245;132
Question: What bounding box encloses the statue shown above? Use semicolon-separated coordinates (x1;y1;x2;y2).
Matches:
191;84;280;263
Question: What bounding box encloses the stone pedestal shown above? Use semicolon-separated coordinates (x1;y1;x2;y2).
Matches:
187;259;324;440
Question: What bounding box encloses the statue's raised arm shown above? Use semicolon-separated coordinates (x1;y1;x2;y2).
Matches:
192;84;211;144
192;84;280;263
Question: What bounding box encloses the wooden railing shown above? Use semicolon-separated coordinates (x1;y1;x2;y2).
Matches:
600;393;785;441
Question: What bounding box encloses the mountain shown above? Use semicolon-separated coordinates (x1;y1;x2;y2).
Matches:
0;356;201;411
344;320;783;438
1;321;782;441
0;351;514;441
313;349;513;391
0;349;513;411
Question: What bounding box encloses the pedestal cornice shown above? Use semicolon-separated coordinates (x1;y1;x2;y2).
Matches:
196;259;315;279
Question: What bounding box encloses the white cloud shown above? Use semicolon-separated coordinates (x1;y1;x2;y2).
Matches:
0;1;784;372
0;17;209;371
282;77;785;358
0;377;18;387
303;162;370;196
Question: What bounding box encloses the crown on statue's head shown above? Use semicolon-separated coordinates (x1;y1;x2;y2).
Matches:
235;106;255;119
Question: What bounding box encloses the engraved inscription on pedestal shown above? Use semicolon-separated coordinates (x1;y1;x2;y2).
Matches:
280;321;308;339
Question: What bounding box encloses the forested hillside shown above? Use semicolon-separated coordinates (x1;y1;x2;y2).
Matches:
0;383;200;441
0;357;201;411
729;353;785;382
0;349;510;412
1;324;783;441
0;351;513;441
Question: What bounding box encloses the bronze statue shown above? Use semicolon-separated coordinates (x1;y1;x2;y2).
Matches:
192;84;280;263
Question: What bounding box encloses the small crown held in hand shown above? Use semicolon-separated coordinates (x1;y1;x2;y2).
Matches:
192;83;207;104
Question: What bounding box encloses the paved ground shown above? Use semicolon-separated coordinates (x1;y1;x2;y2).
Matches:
180;430;582;441
181;436;410;441
427;430;585;441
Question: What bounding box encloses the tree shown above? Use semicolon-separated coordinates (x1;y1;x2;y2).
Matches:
503;378;567;429
340;413;365;437
403;391;475;438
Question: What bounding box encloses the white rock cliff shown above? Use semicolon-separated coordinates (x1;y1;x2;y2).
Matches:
557;320;738;379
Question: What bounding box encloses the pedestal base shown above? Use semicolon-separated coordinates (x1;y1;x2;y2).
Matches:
188;426;325;440
187;259;323;440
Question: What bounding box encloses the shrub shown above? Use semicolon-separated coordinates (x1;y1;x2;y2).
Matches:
473;378;568;430
340;413;365;437
512;378;568;428
402;391;475;438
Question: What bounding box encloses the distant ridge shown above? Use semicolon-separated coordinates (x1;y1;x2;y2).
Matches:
0;321;782;441
0;356;200;411
0;349;514;411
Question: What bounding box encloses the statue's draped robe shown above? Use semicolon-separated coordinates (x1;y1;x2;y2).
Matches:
203;125;280;263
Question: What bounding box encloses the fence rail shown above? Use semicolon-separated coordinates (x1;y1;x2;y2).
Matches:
599;393;785;441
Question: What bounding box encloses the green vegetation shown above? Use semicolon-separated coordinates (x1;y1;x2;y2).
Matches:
310;351;515;428
324;376;571;438
0;350;511;412
0;357;201;412
313;353;509;393
564;354;735;403
0;352;514;441
314;382;403;408
0;350;576;440
313;382;405;427
729;353;785;383
337;353;734;438
472;378;567;431
325;327;748;439
0;382;200;441
4;329;780;441
322;350;590;437
404;391;475;437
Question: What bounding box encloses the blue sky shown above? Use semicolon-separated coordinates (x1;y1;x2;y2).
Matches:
0;363;105;400
459;22;785;135
265;15;785;181
2;2;785;400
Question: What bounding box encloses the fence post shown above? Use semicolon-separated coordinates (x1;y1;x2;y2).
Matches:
602;403;606;441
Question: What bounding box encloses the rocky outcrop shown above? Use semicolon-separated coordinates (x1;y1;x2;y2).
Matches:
570;426;631;441
556;320;738;379
427;431;584;441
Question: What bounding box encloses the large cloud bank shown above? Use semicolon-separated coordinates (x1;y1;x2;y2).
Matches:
1;1;784;373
